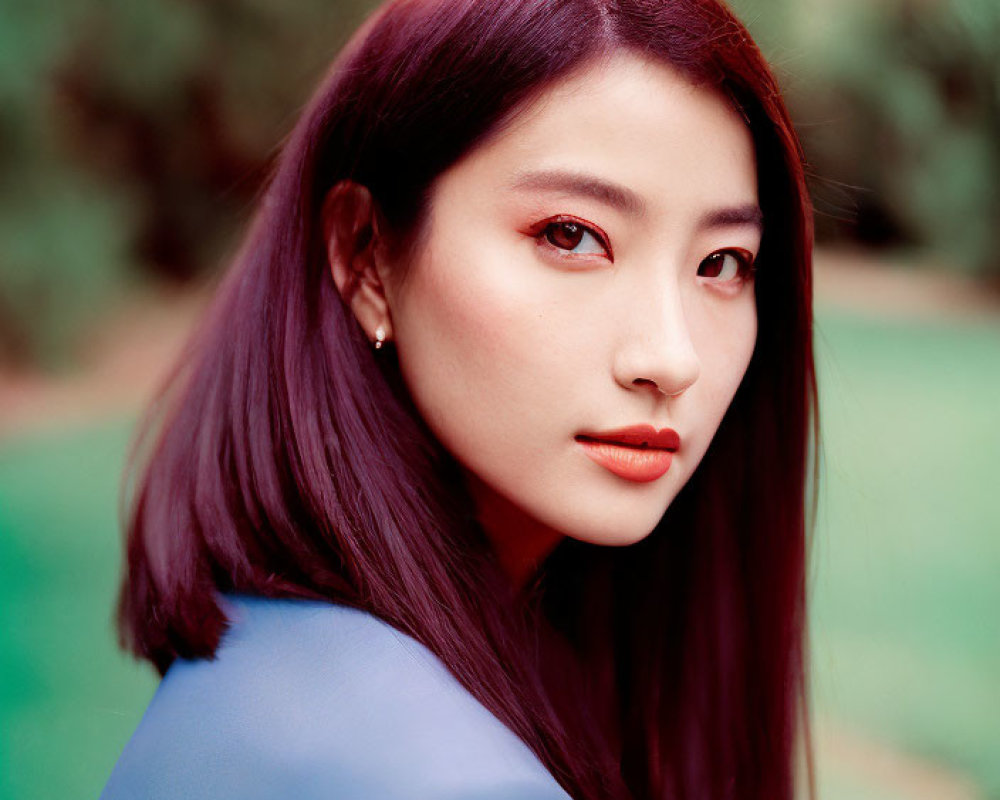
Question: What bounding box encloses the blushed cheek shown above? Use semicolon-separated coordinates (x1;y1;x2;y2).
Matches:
726;307;758;386
695;301;757;403
429;260;526;367
394;245;544;434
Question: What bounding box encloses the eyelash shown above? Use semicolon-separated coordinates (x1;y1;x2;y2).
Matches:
531;216;757;284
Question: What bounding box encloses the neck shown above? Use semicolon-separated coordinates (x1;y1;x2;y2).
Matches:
463;473;565;591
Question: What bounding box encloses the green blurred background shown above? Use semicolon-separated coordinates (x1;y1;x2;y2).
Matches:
1;0;998;798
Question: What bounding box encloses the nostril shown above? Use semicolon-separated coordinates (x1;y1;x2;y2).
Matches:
633;376;687;398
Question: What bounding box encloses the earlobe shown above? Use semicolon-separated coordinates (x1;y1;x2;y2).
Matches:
322;180;394;346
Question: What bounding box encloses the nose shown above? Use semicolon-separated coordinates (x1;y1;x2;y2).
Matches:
613;281;701;398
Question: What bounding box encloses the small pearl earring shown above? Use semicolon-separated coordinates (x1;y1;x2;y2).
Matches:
373;325;386;350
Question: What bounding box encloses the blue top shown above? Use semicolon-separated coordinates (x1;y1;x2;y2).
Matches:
101;596;571;799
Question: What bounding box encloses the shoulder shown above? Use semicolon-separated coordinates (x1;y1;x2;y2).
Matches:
101;596;570;800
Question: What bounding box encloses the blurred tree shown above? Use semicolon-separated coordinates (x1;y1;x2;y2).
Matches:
785;0;999;278
0;0;374;368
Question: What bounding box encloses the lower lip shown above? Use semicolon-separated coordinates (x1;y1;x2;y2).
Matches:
577;439;674;483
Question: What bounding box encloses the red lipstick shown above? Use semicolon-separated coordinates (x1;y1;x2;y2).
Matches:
575;425;680;483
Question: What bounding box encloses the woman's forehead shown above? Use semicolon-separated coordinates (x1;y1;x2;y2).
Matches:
435;52;759;221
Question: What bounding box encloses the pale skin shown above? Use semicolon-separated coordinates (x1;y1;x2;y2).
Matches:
326;52;761;588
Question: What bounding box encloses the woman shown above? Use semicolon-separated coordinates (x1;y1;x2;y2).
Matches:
104;0;816;798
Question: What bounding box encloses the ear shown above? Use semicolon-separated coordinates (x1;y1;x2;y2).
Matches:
322;180;394;346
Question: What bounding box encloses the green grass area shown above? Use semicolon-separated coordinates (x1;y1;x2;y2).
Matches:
1;310;998;799
812;310;1000;797
0;418;157;800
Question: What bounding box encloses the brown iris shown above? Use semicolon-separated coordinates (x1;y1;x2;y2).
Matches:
544;221;585;250
697;250;752;280
699;252;728;278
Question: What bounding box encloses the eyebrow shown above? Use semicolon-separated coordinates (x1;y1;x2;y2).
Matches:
508;168;763;233
508;169;646;216
699;204;764;233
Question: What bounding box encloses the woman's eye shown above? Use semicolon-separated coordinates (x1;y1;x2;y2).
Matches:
540;220;609;257
697;250;754;282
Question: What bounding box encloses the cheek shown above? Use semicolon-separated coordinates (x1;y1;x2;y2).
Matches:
712;303;757;390
390;238;563;455
694;281;757;370
689;294;758;427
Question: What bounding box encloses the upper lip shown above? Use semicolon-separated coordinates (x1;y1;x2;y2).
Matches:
576;425;680;451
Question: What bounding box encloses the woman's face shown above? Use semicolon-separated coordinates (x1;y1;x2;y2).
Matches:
382;52;760;562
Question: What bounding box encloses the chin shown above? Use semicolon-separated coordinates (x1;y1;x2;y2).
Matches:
550;502;667;548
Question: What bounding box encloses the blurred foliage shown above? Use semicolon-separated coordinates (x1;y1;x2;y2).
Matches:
803;0;999;276
0;0;372;368
734;0;1000;275
1;0;998;367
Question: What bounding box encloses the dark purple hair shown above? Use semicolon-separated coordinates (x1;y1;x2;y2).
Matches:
119;1;817;798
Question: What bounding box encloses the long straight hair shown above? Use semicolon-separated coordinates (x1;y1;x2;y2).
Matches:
118;1;817;798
